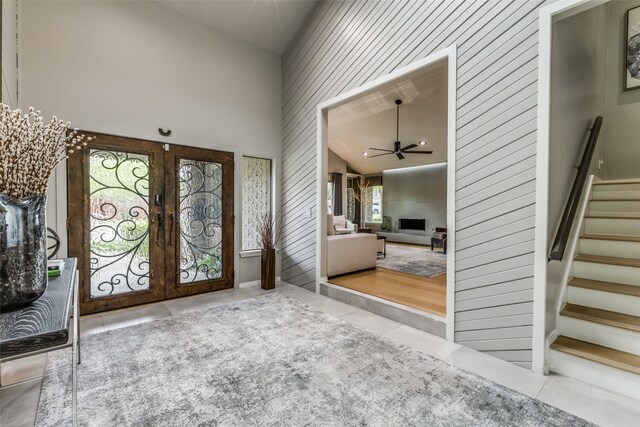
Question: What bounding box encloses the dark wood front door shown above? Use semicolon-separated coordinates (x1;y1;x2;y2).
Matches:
67;133;234;314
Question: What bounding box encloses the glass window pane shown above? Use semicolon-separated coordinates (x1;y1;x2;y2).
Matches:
242;157;272;250
365;185;383;223
178;159;223;283
88;149;150;297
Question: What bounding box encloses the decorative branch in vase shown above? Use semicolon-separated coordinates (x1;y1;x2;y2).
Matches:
353;175;371;230
256;211;282;290
0;103;94;309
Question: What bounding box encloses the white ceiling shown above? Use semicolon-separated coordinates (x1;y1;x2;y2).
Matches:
159;0;317;54
328;60;448;175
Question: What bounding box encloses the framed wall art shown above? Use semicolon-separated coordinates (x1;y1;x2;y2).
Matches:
625;5;640;90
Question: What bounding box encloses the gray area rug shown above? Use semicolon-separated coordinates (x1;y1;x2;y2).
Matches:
377;243;447;277
36;294;589;426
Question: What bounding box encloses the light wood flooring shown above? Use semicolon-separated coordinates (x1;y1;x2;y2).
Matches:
329;268;446;317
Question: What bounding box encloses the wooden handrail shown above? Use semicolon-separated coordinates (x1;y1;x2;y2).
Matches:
549;116;603;261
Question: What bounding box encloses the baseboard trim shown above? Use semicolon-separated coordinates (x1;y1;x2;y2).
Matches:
239;276;282;289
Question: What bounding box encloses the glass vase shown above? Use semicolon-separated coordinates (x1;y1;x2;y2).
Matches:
0;194;48;310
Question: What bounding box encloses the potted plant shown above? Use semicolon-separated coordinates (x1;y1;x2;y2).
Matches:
0;104;92;309
257;211;281;290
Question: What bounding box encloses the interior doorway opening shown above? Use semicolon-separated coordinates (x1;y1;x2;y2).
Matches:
316;47;457;340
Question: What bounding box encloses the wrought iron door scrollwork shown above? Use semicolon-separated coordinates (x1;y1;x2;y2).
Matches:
88;150;151;297
178;159;223;284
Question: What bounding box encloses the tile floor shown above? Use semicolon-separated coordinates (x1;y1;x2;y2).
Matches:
2;282;639;427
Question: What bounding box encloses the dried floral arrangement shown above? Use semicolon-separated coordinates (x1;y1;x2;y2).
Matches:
0;103;94;199
257;211;283;250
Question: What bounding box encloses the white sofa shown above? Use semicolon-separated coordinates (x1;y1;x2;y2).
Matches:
327;233;377;277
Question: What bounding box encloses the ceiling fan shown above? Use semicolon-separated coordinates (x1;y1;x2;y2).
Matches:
366;99;433;160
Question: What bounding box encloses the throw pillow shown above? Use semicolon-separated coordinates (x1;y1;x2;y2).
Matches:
333;215;346;228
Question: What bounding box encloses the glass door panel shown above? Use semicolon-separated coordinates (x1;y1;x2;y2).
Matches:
165;145;234;299
88;149;151;297
178;159;223;284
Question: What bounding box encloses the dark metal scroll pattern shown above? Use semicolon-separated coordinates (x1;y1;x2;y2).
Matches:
178;159;223;284
88;150;151;297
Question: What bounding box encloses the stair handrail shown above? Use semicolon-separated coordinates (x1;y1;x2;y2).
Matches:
549;116;603;261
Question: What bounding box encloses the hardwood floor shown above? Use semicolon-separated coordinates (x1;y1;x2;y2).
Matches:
329;268;446;317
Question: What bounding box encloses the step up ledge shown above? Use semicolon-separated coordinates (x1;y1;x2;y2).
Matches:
559;316;640;354
548;350;640;401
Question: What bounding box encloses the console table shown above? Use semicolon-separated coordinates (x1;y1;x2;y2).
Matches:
0;258;80;425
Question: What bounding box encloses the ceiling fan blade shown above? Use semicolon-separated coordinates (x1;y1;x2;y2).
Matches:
368;148;394;152
403;150;433;154
396;152;405;160
368;153;393;158
401;144;417;151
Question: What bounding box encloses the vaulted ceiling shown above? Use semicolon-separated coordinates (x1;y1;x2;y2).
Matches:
328;59;448;175
159;0;316;54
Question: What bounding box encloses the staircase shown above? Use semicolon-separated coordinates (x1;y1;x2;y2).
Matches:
549;179;640;400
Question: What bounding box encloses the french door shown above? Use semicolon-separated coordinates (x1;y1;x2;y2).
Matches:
67;133;234;314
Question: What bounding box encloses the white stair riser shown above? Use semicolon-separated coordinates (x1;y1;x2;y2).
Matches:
584;217;640;236
548;349;640;401
558;316;640;354
589;200;640;213
591;189;640;200
567;286;640;316
573;261;640;286
578;238;640;259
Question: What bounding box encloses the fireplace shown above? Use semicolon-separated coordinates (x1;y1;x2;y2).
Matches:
398;218;426;231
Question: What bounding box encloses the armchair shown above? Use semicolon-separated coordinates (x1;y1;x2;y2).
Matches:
431;227;447;254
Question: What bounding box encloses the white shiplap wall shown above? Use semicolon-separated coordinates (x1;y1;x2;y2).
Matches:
281;0;554;369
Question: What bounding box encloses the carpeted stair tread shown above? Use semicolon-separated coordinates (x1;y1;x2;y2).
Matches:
561;303;640;333
568;278;640;297
551;336;640;375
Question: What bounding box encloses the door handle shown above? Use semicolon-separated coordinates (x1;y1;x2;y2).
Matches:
169;213;175;246
156;213;162;247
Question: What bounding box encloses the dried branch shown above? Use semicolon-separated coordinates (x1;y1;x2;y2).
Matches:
257;211;283;250
0;103;94;199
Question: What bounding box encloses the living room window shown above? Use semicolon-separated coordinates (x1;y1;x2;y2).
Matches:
365;185;383;223
242;156;272;251
327;178;334;215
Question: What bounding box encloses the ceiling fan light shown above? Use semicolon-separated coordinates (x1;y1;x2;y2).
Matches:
419;140;426;145
363;151;368;156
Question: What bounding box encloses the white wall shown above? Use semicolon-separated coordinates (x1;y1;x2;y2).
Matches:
1;0;18;107
601;0;640;179
18;0;282;285
382;164;447;233
546;4;608;336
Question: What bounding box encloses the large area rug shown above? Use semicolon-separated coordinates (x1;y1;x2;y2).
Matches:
377;242;447;277
36;294;588;426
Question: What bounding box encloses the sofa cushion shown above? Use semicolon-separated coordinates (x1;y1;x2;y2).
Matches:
333;215;346;228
